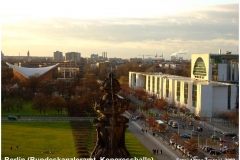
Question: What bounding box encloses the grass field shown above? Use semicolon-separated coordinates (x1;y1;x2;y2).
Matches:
2;122;77;159
125;130;157;160
2;122;156;159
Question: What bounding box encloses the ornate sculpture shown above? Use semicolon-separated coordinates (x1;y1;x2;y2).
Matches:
91;72;131;159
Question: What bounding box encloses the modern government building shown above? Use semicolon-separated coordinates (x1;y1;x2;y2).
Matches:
129;53;239;117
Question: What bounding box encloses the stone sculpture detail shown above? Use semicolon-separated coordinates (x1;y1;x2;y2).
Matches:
91;73;131;159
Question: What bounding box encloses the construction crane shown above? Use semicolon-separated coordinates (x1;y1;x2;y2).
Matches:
155;53;164;59
137;54;155;60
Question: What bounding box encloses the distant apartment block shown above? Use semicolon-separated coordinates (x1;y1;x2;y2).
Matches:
53;51;63;61
65;52;81;62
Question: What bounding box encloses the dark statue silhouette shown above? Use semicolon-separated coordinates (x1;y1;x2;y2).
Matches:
91;72;131;159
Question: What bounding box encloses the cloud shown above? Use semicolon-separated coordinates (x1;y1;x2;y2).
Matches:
2;3;238;59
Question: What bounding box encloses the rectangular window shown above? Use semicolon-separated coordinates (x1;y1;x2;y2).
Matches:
157;77;160;94
152;76;155;93
166;79;169;97
148;76;150;91
184;82;188;104
177;81;180;101
192;84;197;107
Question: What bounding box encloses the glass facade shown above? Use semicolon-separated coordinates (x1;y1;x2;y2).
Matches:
166;79;169;97
184;82;188;104
157;77;160;94
148;76;150;91
193;57;207;79
192;84;197;107
210;55;222;81
152;77;155;93
177;81;180;101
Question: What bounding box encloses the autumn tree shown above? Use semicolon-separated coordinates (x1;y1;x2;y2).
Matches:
48;95;66;114
32;93;48;114
134;88;147;101
154;98;168;111
146;116;156;130
162;112;170;122
170;133;181;145
128;104;137;114
24;74;41;92
185;138;198;153
1;67;14;85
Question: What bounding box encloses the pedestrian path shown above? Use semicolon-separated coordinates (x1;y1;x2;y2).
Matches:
126;113;184;160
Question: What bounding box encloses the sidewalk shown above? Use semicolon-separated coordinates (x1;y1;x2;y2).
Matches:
126;113;184;160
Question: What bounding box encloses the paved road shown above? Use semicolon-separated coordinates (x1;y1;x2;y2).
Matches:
128;120;184;160
124;110;186;160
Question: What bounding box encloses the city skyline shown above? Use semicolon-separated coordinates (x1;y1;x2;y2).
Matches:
1;0;239;60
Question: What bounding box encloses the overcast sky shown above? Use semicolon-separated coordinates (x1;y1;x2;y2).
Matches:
1;0;239;60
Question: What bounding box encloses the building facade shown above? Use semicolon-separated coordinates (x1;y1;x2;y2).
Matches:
53;51;63;61
129;53;238;117
191;53;239;82
65;52;81;62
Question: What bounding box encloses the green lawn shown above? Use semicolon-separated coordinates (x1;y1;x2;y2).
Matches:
2;122;77;159
2;122;156;159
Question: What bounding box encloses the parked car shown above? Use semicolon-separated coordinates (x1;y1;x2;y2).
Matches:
224;133;237;137
219;138;226;142
174;143;179;148
211;135;220;140
179;146;185;152
169;139;175;145
192;156;199;160
177;144;182;149
204;147;214;152
131;116;140;121
168;120;174;126
8;115;17;121
180;134;191;139
210;150;221;156
197;127;203;132
172;123;179;128
186;152;194;158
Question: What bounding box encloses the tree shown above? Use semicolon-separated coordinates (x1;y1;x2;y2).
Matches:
128;104;137;114
146;117;156;130
170;134;181;146
154;98;168;111
185;138;198;153
48;95;66;114
2;98;14;112
162;112;170;122
134;88;147;101
32;93;48;114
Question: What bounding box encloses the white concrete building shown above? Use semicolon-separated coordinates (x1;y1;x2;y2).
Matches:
129;53;238;117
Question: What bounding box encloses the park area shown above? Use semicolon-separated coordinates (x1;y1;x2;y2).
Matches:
2;121;156;159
